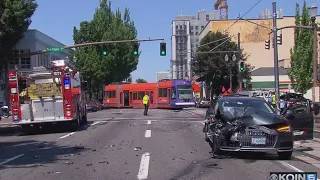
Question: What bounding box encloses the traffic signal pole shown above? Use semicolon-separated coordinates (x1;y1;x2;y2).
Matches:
13;38;165;57
238;32;242;91
272;2;280;111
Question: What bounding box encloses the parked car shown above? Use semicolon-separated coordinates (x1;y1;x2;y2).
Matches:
86;101;98;112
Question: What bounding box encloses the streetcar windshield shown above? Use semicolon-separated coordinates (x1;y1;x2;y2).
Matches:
177;85;193;99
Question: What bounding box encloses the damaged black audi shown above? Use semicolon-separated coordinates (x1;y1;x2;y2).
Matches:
203;96;294;159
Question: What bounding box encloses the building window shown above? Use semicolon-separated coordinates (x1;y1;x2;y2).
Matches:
9;50;20;69
180;25;182;29
196;32;198;35
195;26;198;30
175;25;178;30
20;49;31;69
206;17;209;21
190;32;193;35
201;26;204;29
206;14;209;17
9;49;31;69
190;26;194;30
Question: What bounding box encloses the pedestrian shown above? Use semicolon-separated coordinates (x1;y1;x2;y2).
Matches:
143;93;149;115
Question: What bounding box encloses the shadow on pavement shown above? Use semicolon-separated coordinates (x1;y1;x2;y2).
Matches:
0;122;91;137
0;140;88;170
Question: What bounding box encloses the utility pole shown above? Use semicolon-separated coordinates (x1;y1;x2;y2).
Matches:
237;32;242;91
311;13;318;103
272;1;280;110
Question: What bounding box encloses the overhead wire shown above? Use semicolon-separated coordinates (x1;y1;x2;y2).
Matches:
198;0;264;54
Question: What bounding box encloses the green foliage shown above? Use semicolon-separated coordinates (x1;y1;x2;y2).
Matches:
288;0;313;94
191;31;252;96
0;0;37;105
0;0;38;58
73;0;138;95
135;78;147;83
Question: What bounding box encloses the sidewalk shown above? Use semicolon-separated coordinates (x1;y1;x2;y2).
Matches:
294;138;320;168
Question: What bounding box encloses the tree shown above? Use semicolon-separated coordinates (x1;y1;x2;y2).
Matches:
191;31;252;97
288;0;313;94
0;0;38;105
73;0;138;98
136;78;147;83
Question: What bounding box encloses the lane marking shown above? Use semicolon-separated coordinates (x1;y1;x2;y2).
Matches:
57;132;76;140
90;119;203;123
0;154;24;166
279;161;320;180
137;152;150;180
91;121;101;126
145;130;151;138
146;120;151;125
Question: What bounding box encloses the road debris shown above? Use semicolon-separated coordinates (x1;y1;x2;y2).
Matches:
63;161;73;165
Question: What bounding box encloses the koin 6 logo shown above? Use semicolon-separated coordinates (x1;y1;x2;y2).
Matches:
270;172;317;180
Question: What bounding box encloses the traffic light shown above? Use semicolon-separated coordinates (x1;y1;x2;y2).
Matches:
160;42;166;56
265;40;270;50
239;60;245;72
102;45;107;56
277;33;282;45
133;43;139;56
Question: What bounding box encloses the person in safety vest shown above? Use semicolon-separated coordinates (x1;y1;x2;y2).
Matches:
271;92;276;108
143;93;149;115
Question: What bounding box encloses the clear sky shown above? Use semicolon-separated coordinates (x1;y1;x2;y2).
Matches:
29;0;318;82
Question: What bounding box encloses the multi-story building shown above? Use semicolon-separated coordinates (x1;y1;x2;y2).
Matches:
171;10;218;79
0;29;72;105
156;71;170;81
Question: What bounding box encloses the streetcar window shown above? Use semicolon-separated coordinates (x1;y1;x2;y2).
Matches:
172;87;176;99
158;88;163;97
158;88;167;97
138;91;145;100
163;88;167;97
110;91;116;98
133;92;137;100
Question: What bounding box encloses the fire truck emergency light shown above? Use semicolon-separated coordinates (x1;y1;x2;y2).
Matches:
9;71;15;77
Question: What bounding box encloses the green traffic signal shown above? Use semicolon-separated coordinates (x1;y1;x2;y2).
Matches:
103;51;107;56
239;61;245;71
133;43;139;56
160;42;166;56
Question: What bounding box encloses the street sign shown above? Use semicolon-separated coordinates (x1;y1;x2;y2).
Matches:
46;47;64;52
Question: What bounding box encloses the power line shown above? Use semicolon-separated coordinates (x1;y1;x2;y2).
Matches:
223;0;263;33
209;36;233;52
179;36;231;54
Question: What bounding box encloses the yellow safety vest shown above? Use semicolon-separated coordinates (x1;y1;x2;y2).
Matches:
271;94;276;104
143;95;149;105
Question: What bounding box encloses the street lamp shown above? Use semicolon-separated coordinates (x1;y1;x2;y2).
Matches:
308;3;318;22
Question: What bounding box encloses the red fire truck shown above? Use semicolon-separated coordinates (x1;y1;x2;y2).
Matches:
8;59;87;134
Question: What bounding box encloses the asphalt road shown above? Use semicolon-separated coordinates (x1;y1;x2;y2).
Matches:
0;108;320;180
